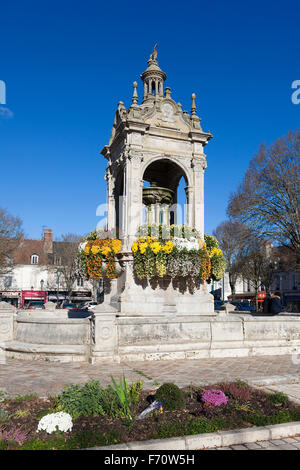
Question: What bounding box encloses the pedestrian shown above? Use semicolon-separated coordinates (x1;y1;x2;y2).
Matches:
262;293;271;313
270;291;284;315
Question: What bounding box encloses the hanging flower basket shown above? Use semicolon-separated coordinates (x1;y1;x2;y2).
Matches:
131;225;225;282
79;236;122;280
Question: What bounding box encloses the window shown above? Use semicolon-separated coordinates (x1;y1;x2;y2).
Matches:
55;256;61;266
77;277;84;287
31;254;39;265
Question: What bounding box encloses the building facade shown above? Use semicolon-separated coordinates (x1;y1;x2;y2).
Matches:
0;229;93;308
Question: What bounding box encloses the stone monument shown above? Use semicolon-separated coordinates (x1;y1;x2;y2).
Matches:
101;45;214;316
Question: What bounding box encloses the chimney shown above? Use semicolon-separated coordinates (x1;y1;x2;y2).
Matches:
43;228;53;254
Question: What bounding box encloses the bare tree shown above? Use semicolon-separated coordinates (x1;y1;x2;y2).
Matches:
213;220;250;301
0;208;23;275
236;236;277;311
228;130;300;260
54;233;84;302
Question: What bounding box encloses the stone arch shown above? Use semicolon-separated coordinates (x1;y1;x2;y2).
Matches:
141;157;191;225
141;155;191;188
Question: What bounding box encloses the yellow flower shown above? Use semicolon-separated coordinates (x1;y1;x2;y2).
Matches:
111;239;122;254
84;245;90;254
139;242;148;254
132;241;139;253
150;242;161;254
91;245;101;255
161;241;174;254
210;247;223;257
101;246;111;257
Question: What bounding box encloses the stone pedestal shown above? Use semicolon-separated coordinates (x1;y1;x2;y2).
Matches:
0;301;15;342
105;253;215;316
0;301;15;363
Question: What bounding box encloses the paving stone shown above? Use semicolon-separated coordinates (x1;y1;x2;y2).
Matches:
256;441;278;449
244;443;263;449
231;445;248;450
282;437;299;444
276;444;299;450
270;439;287;446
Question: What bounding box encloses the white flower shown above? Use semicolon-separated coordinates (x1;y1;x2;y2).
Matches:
37;412;73;434
172;237;200;251
78;241;87;252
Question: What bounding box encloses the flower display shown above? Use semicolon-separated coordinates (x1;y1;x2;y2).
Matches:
132;236;174;280
36;412;73;434
201;390;228;407
204;234;226;281
0;428;28;446
79;233;122;280
131;225;225;282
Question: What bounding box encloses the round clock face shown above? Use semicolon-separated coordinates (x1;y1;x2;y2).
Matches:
161;103;174;122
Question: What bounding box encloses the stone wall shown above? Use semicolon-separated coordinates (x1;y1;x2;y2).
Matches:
2;300;300;363
91;309;300;363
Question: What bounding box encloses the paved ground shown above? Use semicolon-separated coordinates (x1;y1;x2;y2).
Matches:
214;436;300;450
1;354;300;398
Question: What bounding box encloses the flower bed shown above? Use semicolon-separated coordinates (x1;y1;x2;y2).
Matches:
1;380;300;450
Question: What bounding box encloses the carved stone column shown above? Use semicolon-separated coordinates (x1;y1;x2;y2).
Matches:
0;302;15;362
192;161;205;238
0;301;15;342
124;153;143;250
106;168;116;232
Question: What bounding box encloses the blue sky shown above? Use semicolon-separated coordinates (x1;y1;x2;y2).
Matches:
0;0;299;239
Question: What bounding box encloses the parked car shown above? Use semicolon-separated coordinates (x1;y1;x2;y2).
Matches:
84;302;98;310
61;302;77;310
27;301;45;310
214;300;224;310
234;302;256;312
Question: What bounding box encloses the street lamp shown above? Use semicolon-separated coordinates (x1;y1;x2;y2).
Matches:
56;269;62;306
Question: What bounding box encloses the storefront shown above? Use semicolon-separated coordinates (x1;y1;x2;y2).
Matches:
71;291;92;305
21;290;47;308
0;291;21;308
47;291;68;304
283;294;300;313
47;291;92;306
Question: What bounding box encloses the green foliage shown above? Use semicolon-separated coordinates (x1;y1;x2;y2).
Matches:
204;234;219;251
153;416;226;439
110;375;131;419
267;391;289;405
36;408;57;420
210;252;226;281
128;380;143;405
155;383;186;411
110;375;142;420
56;380;118;419
0;440;9;450
56;378;143;420
137;224;200;240
14;393;37;402
244;410;293;427
14;409;30;419
0;408;10;421
20;429;122;450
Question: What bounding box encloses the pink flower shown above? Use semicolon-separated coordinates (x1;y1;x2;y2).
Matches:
0;428;27;446
201;389;227;407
